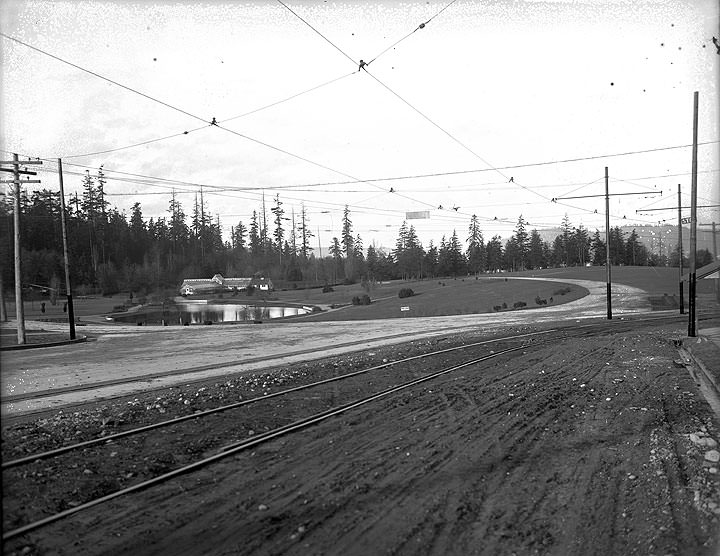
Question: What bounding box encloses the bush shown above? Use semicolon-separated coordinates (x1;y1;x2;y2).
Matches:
513;301;527;308
322;285;334;293
552;287;571;296
493;305;502;312
398;288;414;299
246;285;255;296
502;302;507;309
534;296;548;305
352;294;371;305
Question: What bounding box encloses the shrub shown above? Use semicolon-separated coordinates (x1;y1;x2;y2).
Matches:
552;287;571;296
246;285;255;296
398;288;414;299
513;301;526;308
535;296;547;305
502;302;507;309
352;294;371;305
493;305;502;312
322;285;334;293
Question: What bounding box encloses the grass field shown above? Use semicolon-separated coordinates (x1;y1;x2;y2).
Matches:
286;276;586;321
2;266;716;324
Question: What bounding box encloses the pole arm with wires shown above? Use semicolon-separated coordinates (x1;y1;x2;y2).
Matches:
552;168;658;320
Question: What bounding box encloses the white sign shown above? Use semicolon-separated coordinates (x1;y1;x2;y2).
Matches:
400;306;410;311
681;217;691;224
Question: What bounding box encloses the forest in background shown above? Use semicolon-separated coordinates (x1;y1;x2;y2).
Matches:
1;169;713;298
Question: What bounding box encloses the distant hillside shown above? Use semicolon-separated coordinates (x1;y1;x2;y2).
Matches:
533;224;716;258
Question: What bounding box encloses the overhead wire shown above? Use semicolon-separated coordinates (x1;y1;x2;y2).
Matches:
61;70;356;159
2;33;443;206
0;33;207;126
275;0;358;67
5;24;716;231
366;0;461;66
274;0;549;206
62;126;209;159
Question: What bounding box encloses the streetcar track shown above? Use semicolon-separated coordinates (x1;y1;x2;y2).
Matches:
0;318;688;468
2;329;556;469
2;345;526;542
2;314;714;543
1;311;704;407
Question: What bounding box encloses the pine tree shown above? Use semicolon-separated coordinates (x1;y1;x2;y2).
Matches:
513;215;529;271
341;205;354;257
528;229;546;269
249;211;261;256
486;235;504;272
298;203;313;260
466;214;485;275
271;194;285;255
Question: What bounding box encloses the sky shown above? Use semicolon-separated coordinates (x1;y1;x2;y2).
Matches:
1;0;718;253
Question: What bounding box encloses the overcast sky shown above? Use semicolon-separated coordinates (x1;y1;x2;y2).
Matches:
1;0;718;251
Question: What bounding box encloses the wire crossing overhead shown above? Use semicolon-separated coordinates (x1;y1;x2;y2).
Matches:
0;33;208;126
367;0;461;66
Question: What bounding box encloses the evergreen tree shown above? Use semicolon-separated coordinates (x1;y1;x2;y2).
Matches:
609;226;626;265
233;221;248;250
466;214;485;275
528;229;546;269
424;241;438;278
590;230;605;265
341;205;354;257
298;203;313;260
249;211;261;256
271;194;285;256
513;215;529;270
486;235;504;272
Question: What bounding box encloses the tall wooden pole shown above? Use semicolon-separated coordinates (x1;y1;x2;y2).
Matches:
58;159;76;340
678;184;684;314
688;91;698;337
713;222;719;303
12;153;26;344
605;166;612;320
0;274;7;322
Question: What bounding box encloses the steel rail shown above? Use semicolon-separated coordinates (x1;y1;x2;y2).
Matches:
2;329;556;469
5;313;709;468
0;320;556;404
4;311;713;406
2;345;525;542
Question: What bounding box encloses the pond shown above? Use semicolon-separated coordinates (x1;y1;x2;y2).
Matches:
108;303;312;325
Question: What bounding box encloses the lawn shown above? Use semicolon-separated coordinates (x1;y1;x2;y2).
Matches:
3;266;713;324
280;276;586;321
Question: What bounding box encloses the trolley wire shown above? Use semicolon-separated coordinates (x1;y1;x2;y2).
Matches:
366;0;461;66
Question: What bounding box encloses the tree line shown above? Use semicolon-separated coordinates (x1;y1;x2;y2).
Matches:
0;171;712;297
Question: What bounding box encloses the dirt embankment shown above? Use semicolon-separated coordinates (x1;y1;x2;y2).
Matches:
3;326;720;555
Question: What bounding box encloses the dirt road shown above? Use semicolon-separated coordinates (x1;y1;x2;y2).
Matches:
3;322;719;555
1;278;649;415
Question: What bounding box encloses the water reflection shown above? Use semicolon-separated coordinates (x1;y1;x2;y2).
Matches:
111;303;311;325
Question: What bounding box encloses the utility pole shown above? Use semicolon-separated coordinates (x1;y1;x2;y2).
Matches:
0;155;42;344
605;166;612;319
0;274;6;322
552;168;656;320
678;184;684;314
688;91;698;338
57;159;76;339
